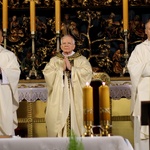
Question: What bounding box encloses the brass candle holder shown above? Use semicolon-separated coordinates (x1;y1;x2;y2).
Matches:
100;107;111;136
56;33;60;52
3;29;7;48
29;33;37;79
99;82;111;136
123;30;129;75
100;120;111;136
83;108;93;137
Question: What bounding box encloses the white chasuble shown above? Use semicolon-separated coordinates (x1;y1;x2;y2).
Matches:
43;52;92;137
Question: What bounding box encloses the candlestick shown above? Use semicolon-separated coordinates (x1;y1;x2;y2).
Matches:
99;82;111;136
2;0;8;31
55;0;61;34
123;31;129;75
83;82;93;136
29;34;37;79
29;0;37;79
99;82;110;121
122;0;129;75
30;0;36;33
83;82;93;122
123;0;128;31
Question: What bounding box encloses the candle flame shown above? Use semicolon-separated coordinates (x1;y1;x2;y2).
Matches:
102;82;105;85
86;82;89;86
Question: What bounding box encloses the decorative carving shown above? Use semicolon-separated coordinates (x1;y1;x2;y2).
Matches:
92;72;111;85
0;1;148;78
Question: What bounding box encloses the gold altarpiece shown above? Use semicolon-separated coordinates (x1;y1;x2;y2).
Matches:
0;0;148;78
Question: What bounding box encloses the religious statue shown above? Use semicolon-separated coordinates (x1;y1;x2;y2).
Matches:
36;17;47;35
61;14;80;40
112;43;125;76
129;15;145;42
8;15;24;43
97;44;113;73
105;12;123;39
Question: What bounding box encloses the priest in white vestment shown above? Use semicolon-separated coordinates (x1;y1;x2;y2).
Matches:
43;35;93;137
0;29;21;136
127;20;150;150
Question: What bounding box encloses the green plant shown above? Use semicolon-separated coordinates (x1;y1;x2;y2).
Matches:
68;130;84;150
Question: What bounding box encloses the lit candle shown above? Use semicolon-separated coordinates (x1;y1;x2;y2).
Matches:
2;0;8;31
123;0;128;31
99;82;110;121
30;0;36;33
55;0;61;34
83;82;93;122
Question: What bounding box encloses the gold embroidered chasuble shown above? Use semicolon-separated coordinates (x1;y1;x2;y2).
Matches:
43;52;93;137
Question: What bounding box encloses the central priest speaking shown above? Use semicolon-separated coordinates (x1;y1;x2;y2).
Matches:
43;35;93;137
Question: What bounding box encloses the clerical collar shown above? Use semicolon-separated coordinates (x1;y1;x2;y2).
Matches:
56;51;81;60
62;51;75;57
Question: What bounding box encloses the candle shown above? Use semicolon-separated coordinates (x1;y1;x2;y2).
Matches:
99;82;110;121
2;0;8;31
55;0;61;34
83;82;93;122
30;0;36;33
123;0;128;31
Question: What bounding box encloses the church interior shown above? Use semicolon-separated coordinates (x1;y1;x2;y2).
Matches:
1;0;150;149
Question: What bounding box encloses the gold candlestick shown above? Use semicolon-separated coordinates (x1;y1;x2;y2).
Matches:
99;82;111;136
83;82;93;136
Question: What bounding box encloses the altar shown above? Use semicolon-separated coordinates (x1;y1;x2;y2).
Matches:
0;136;133;150
17;78;132;138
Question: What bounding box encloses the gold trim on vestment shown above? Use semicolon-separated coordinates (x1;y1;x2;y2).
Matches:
56;52;81;61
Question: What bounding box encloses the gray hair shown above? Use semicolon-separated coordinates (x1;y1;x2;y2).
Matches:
60;35;75;45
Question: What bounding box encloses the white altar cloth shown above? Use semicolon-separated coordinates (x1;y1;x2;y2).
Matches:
18;87;47;102
0;136;133;150
18;84;132;102
110;84;131;100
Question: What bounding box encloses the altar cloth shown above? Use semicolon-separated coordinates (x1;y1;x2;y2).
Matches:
0;136;133;150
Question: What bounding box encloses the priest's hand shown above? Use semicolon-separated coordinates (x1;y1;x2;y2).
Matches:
63;59;67;71
64;57;72;71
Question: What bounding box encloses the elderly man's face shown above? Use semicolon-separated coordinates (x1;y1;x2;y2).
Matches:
60;36;75;55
